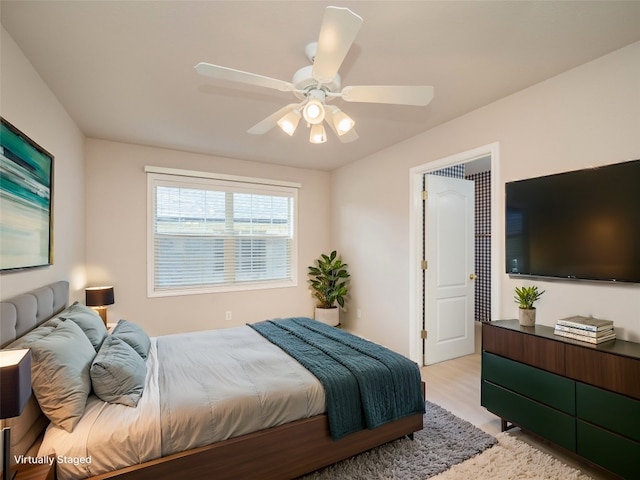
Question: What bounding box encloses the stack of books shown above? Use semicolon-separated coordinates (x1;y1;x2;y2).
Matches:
554;315;616;344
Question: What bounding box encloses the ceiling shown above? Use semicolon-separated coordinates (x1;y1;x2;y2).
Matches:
2;1;640;171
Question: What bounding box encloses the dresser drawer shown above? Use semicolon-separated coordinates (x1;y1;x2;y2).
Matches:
576;383;640;442
482;352;575;414
566;344;640;400
482;323;565;374
577;420;640;479
482;381;576;451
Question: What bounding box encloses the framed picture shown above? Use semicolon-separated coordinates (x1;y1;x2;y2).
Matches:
1;118;54;271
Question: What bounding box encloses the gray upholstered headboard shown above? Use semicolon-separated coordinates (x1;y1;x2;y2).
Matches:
0;281;70;458
0;280;69;348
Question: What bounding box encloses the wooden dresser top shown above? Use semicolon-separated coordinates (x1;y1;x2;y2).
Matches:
487;320;640;361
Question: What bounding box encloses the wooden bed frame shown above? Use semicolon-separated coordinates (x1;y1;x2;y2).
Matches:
91;412;423;480
1;282;424;480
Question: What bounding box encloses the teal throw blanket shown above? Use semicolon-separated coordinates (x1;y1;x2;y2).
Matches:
248;317;424;440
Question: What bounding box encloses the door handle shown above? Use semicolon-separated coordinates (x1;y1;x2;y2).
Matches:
469;273;478;280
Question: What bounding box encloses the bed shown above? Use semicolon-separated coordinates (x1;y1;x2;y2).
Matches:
0;281;425;480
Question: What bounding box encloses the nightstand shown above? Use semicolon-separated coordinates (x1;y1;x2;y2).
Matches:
14;460;56;480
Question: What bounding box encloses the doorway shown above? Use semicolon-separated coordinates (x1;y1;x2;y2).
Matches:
423;172;476;364
408;143;500;366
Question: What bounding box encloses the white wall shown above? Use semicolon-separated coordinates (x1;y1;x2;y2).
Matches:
0;26;86;303
333;41;640;356
1;24;331;337
85;139;332;335
3;18;639;354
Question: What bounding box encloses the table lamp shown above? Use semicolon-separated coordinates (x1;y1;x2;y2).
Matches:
1;349;32;480
85;286;115;325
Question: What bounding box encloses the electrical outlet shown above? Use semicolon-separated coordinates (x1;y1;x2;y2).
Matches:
225;311;232;321
357;309;362;319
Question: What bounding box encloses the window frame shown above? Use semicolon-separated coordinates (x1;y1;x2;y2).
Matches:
146;167;299;298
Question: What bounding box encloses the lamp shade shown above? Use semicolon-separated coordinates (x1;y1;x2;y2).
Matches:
86;286;115;307
303;99;325;125
309;123;327;144
277;110;301;136
331;109;355;135
0;349;31;419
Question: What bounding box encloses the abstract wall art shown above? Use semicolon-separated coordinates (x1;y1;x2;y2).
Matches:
1;118;54;271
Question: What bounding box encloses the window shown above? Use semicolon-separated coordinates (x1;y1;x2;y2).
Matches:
147;168;298;296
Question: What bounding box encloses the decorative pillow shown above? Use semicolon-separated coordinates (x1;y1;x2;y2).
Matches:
111;319;151;359
58;301;108;351
91;336;146;407
6;317;63;350
26;320;96;432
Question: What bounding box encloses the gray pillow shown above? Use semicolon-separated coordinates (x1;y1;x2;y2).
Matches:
111;319;150;359
58;301;108;351
26;320;96;432
6;317;63;349
91;336;146;407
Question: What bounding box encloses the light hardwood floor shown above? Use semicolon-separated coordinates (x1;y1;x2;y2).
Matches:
420;325;619;479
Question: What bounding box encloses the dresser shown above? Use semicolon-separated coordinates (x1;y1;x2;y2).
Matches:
481;320;640;479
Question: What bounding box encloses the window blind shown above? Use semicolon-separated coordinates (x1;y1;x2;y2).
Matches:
148;172;297;296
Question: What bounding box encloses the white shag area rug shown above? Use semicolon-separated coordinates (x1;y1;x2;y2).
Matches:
430;432;593;480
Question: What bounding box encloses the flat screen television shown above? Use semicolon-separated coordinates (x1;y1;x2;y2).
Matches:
505;159;640;283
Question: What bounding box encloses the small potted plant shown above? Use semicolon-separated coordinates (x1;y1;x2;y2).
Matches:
514;285;545;326
308;250;349;326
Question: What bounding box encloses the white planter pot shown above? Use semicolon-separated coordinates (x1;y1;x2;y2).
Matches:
314;307;340;326
519;308;536;327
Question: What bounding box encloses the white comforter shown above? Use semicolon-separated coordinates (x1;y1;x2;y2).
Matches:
38;326;325;480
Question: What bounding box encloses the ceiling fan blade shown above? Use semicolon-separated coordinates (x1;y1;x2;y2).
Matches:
341;85;434;106
334;125;359;143
195;62;295;92
247;103;299;135
312;7;363;84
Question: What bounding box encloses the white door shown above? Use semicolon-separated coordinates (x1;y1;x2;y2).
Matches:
424;174;475;365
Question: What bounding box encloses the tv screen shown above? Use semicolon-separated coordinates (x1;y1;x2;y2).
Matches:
505;159;640;283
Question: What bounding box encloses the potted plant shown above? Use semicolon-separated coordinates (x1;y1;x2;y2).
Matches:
514;285;545;326
308;250;349;326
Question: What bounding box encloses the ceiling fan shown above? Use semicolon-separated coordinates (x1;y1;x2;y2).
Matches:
195;6;434;144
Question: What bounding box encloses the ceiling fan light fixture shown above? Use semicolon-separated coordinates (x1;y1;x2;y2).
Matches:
309;123;327;144
277;110;301;136
303;98;325;125
332;109;355;135
196;7;434;147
